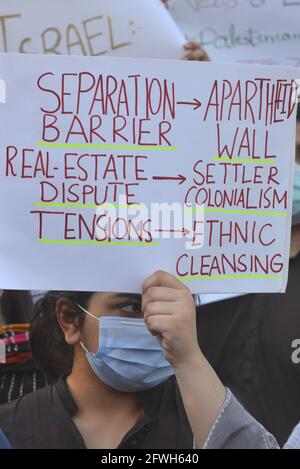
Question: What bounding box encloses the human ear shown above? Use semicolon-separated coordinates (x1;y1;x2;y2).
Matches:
56;298;82;346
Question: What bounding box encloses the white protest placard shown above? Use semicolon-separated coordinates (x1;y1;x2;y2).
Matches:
0;0;184;58
0;53;298;293
169;0;300;67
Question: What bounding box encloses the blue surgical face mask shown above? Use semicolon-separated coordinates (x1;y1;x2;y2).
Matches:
77;305;174;393
293;163;300;226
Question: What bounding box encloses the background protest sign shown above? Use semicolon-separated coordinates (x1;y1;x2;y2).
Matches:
169;0;300;67
0;0;184;58
0;53;297;293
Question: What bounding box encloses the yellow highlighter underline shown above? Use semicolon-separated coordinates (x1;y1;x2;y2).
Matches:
36;141;176;151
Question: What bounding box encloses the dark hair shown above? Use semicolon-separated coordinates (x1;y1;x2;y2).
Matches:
297;103;300;122
30;291;93;381
1;290;33;324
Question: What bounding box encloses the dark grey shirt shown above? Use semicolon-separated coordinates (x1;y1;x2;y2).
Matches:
0;375;194;449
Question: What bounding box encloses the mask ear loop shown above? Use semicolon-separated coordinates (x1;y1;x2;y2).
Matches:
76;303;100;321
76;303;100;354
80;341;89;353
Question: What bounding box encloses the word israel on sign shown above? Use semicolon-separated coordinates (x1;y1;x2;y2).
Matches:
0;0;184;58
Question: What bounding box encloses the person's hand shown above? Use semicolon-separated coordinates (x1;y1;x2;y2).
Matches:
142;270;201;370
182;42;210;62
161;0;209;62
161;0;171;10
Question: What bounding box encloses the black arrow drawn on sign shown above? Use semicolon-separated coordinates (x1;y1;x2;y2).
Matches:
177;98;202;110
152;174;187;185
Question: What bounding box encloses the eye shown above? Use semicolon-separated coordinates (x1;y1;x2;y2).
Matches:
119;303;142;316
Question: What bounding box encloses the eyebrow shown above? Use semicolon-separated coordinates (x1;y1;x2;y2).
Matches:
109;293;142;302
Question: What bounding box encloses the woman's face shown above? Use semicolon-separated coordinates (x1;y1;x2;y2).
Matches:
80;292;143;353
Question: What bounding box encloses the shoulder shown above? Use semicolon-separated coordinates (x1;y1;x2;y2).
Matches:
0;382;56;421
0;383;59;447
